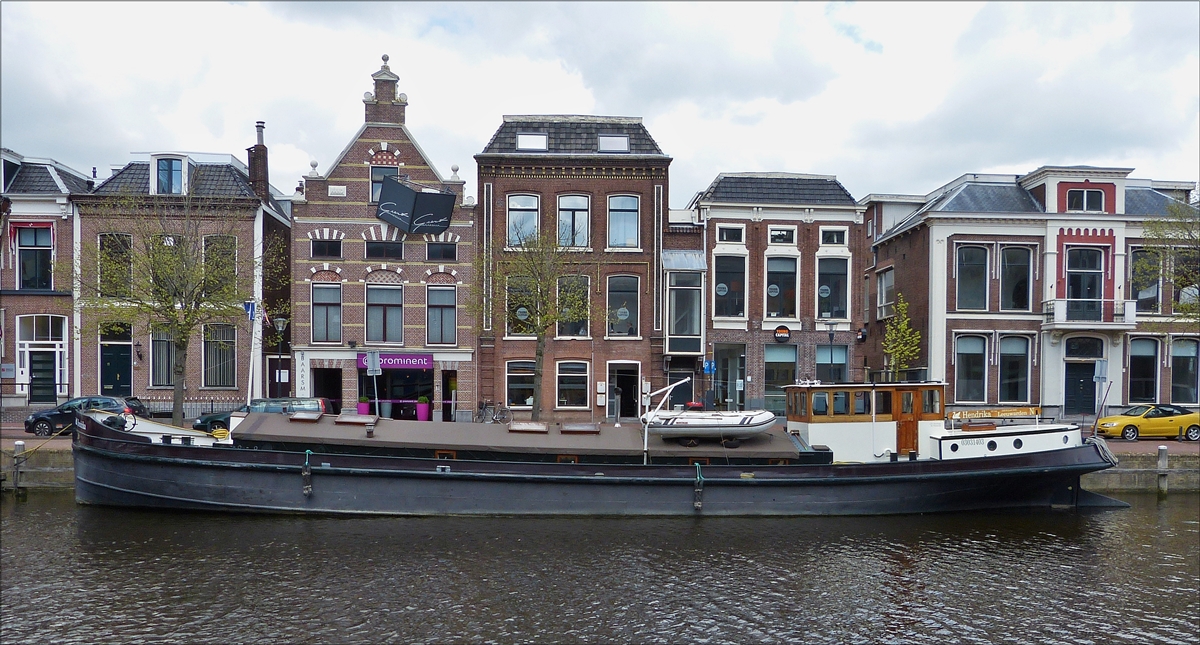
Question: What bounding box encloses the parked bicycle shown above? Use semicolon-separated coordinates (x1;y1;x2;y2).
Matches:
474;399;512;424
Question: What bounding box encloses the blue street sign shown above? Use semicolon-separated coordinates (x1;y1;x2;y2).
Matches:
243;300;256;321
703;360;716;375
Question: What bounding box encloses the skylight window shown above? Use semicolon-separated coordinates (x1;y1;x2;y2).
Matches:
516;133;548;151
597;135;629;152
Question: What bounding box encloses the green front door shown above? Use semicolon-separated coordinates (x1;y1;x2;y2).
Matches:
101;344;132;397
28;351;57;403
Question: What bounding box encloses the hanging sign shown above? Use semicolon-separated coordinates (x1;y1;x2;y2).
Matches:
773;325;791;342
375;175;453;234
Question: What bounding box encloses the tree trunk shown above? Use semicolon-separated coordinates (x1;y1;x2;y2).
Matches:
531;333;547;422
172;341;189;427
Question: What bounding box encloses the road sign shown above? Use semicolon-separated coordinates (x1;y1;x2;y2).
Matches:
703;360;715;375
366;351;382;376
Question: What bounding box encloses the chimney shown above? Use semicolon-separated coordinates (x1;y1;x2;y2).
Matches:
246;121;270;201
364;54;406;124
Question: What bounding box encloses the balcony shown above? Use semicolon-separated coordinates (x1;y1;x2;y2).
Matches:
1042;298;1137;331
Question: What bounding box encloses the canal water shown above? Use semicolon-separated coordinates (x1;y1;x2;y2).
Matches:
2;492;1197;644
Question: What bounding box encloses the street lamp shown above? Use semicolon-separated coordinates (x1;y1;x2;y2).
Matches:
824;320;837;383
273;317;289;397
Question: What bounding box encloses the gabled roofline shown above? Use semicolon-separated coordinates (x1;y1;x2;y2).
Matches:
321;122;447;184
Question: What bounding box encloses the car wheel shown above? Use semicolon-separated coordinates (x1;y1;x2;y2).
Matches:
211;421;228;431
1122;425;1140;441
1187;425;1200;442
33;420;53;437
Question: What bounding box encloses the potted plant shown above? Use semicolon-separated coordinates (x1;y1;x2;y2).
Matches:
416;395;431;421
357;396;370;415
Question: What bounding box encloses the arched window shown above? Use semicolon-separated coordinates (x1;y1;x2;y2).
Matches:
957;246;988;310
999;336;1029;403
1129;339;1158;403
955;336;986;402
1172;338;1199;404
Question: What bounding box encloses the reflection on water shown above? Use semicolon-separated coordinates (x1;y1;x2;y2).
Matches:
2;492;1197;644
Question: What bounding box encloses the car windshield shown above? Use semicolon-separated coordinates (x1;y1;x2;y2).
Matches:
1120;406;1151;416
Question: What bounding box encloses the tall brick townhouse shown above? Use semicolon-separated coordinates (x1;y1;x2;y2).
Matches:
684;173;867;414
289;56;476;420
71;126;290;414
1;149;91;406
475;116;672;422
860;165;1198;419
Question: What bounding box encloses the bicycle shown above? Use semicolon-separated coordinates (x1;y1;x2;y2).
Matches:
474;399;512;424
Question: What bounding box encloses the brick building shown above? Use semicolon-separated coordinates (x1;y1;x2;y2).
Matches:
289;56;477;420
860;165;1198;419
70;124;290;415
474;115;672;422
684;173;867;414
1;148;92;406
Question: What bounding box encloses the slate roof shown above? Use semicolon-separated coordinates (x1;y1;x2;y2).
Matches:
935;184;1043;213
94;162;257;198
479;115;666;155
697;173;856;206
4;163;91;195
1124;187;1194;216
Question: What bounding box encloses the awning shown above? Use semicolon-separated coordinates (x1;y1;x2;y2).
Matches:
661;250;706;271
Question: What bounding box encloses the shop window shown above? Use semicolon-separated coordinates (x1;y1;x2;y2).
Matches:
816;345;847;382
1171;339;1198;404
817;258;847;319
607;275;639;336
366;285;403;343
957;246;988;311
427;286;456;345
203;324;236;388
999;336;1029;403
765;257;796;318
607;195;639;248
1129;338;1157;403
1000;247;1031;311
312;284;342;343
16;226;52;290
558;195;589;247
556;361;589;408
955;336;986;402
764;344;796;415
506;361;536;407
714;256;745;317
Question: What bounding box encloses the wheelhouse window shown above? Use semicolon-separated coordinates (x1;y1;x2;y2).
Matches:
506;361;536;407
311;239;341;259
1129;338;1157;403
1131;249;1160;313
99;233;132;297
607;275;639;337
366;285;403;343
956;246;988;311
16;226;52;290
365;241;403;260
556;361;589;408
312;284;342;343
955;336;986;402
151;330;176;387
1066;248;1103;321
816;345;847;382
714;256;745;317
607;195;639;248
1171;338;1199;404
667;272;702;353
765;257;796;318
1067;189;1103;212
1000;247;1030;311
998;336;1029;403
817;258;847;319
203;235;236;297
877;268;895;319
202;324;236;388
427;286;456;345
370;166;398;203
507;195;539;246
157;158;182;194
558;195;589;247
556;276;589;338
427;242;456;261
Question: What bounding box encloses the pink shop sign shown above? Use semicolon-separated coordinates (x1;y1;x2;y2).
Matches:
356;353;434;370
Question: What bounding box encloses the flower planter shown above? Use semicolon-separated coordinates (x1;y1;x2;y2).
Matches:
416;403;431;421
357;402;370;415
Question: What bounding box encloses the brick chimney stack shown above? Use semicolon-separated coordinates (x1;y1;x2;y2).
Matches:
247;121;270;201
364;54;406;124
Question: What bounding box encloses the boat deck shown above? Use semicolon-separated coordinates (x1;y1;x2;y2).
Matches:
233;413;807;461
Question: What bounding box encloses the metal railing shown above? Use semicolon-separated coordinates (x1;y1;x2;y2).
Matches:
1042;299;1136;324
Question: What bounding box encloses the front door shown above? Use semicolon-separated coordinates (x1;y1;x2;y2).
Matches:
608;364;640;419
896;389;918;456
1064;362;1096;416
28;351;57;403
668;371;694;410
100;344;132;397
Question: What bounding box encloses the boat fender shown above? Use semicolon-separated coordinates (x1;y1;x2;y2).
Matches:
302;450;313;498
693;463;704;511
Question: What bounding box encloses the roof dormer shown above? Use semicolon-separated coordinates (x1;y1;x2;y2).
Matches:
149;154;194;196
1018;165;1132;215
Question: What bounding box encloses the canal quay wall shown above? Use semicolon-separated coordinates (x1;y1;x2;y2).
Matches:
3;433;1197;494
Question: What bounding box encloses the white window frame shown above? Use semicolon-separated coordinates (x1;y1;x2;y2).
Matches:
956;244;990;312
997;335;1031;404
953;334;988;403
1066;189;1104;213
606;194;640;251
713;253;748;319
716;225;744;244
819;226;848;247
768;226;796;246
150;155;187;195
150;329;176;388
605;274;641;339
516;133;548;151
555;360;590;409
815;255;850;321
14;314;68;398
506;360;537;409
14;224;54;290
507;194;539;247
311;283;343;344
1128;337;1158;404
366;284;404;345
1130;247;1161;314
597;135;629;152
202;323;237;389
877;268;895;319
999;246;1032;312
505;276;536;339
555;276;591;339
426;285;457;346
557;194;590;248
764;255;798;320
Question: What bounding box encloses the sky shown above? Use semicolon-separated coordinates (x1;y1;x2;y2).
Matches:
2;2;1197;208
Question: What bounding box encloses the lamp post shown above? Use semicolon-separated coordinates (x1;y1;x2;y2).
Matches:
824;320;837;382
273;317;289;397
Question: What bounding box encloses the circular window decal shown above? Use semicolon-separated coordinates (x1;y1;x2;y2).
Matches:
767;284;780;297
616;307;630;321
516;307;530;321
818;285;831;298
716;283;728;296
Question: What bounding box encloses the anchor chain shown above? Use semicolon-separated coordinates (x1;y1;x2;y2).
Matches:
693;462;704;511
302;450;313;497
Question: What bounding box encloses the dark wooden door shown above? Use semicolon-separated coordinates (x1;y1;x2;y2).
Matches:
1064;362;1096;415
29;351;57;403
896;390;918;456
101;344;132;397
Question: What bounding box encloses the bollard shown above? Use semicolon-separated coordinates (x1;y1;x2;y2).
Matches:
13;440;24;491
1157;445;1169;496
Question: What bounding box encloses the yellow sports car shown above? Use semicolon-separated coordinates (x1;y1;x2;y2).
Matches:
1096;404;1200;441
